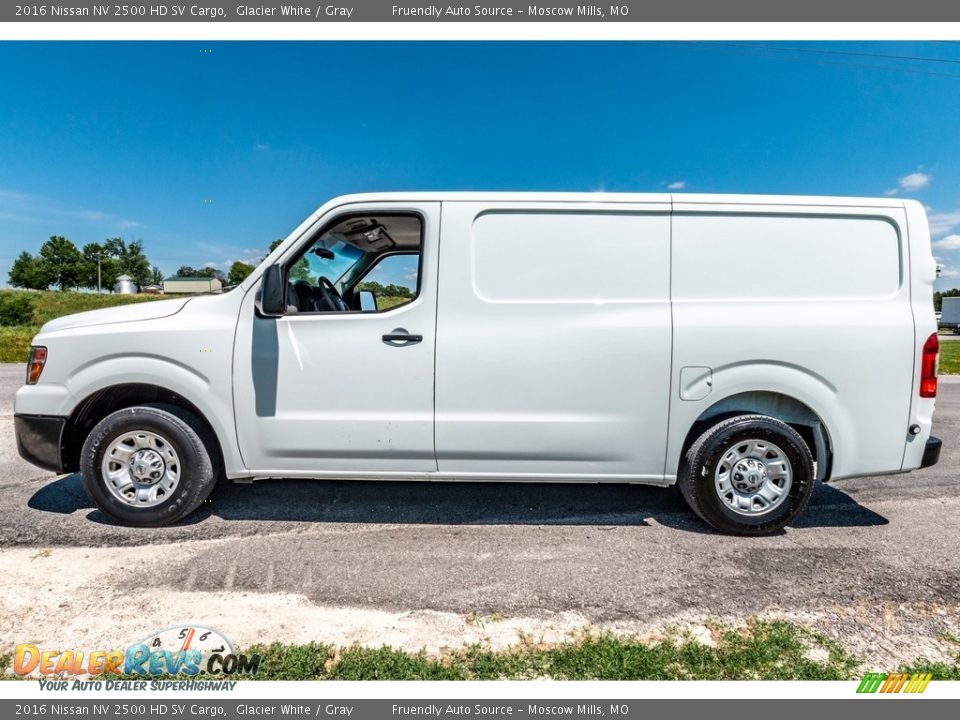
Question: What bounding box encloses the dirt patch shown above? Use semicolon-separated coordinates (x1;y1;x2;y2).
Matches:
1;543;956;669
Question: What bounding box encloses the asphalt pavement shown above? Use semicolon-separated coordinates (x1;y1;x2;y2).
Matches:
1;363;958;638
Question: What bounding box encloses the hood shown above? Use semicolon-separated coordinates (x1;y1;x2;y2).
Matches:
39;297;193;333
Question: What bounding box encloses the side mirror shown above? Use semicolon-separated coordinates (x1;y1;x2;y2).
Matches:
358;290;378;312
259;265;286;316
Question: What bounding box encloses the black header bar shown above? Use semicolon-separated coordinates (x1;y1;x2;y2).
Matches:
6;1;960;22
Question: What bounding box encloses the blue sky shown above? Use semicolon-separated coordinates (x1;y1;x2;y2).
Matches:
1;41;960;289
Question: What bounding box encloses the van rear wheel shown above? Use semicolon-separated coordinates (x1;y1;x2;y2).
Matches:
80;404;217;527
678;414;815;536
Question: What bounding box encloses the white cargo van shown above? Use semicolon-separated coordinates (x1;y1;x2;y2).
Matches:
14;193;942;535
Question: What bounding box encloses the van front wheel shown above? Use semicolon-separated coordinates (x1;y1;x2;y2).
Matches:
678;414;815;536
80;404;217;527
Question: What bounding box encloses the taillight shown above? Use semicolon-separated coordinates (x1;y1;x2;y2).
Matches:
26;346;47;385
920;333;938;398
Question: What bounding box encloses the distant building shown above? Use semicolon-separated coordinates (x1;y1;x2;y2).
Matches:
140;283;164;295
113;274;138;294
163;276;223;294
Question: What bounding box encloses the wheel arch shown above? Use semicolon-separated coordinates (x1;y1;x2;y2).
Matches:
679;391;834;482
61;383;225;475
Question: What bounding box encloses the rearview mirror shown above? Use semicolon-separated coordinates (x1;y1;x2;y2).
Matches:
260;265;286;316
358;290;378;312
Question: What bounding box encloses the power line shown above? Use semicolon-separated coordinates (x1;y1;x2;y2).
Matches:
705;42;960;66
672;42;960;80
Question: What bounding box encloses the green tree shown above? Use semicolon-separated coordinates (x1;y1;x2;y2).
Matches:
80;242;119;291
103;237;151;286
8;251;52;290
357;280;386;295
176;265;224;281
37;236;83;291
227;261;254;286
149;266;164;285
266;237;309;282
121;239;152;286
205;265;226;282
289;258;312;283
383;283;414;298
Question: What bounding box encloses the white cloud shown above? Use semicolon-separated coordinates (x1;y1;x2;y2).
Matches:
195;242;265;270
898;172;930;191
883;188;899;196
667;181;686;190
0;188;33;201
928;211;960;237
0;211;42;224
933;235;960;250
0;186;139;230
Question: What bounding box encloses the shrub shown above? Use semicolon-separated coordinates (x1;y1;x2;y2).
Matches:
0;293;34;326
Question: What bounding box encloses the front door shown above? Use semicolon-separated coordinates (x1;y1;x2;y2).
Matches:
232;202;440;476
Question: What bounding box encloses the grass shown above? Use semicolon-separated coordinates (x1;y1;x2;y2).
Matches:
938;339;960;375
0;326;38;363
0;621;867;681
5;620;960;681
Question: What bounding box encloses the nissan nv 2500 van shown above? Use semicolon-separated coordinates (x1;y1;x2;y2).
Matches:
14;193;942;535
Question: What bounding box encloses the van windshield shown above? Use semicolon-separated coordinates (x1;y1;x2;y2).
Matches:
289;236;364;288
311;237;364;286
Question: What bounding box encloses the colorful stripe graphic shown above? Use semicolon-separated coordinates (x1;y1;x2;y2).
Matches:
856;672;932;694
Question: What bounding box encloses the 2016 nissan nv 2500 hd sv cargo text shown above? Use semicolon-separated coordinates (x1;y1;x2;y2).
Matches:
14;193;942;535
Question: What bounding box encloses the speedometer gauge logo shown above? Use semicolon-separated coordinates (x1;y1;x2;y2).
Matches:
139;624;234;659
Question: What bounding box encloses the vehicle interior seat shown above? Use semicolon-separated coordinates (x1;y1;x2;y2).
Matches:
292;280;317;312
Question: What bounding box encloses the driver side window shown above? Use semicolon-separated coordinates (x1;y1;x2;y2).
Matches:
283;213;423;314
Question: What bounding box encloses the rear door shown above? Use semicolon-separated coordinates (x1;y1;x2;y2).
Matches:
434;200;673;480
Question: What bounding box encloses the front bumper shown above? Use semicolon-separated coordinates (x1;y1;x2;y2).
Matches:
921;436;942;469
14;414;67;473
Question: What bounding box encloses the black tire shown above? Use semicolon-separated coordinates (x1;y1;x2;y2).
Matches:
80;404;217;527
678;414;815;536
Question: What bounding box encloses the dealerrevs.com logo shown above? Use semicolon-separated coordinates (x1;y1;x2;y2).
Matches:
13;625;262;679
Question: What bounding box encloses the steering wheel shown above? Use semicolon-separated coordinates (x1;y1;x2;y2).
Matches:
317;276;348;312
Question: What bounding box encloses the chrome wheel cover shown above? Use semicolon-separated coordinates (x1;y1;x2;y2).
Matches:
714;438;793;516
101;430;181;508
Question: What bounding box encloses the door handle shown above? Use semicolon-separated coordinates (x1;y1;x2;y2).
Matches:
382;329;423;346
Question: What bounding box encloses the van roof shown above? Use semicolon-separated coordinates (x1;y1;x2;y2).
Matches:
319;192;912;211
